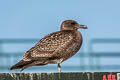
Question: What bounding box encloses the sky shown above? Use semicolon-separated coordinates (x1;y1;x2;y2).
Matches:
0;0;120;48
0;0;120;72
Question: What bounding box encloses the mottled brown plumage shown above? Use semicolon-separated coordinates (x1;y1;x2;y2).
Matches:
10;20;87;72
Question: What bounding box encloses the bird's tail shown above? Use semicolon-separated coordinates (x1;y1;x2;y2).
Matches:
10;60;32;71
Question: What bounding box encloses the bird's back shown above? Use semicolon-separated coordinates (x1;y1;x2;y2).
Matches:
23;30;82;63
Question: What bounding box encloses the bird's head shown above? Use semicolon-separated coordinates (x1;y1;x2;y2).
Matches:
60;20;87;31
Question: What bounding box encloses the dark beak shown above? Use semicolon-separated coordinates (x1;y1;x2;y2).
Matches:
77;24;88;29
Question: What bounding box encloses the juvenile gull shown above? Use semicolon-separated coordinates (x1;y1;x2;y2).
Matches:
10;20;87;72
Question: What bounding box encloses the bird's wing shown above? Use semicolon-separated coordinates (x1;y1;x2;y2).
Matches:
23;31;74;61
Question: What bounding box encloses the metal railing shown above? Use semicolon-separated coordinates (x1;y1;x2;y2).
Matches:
89;38;120;70
0;38;120;72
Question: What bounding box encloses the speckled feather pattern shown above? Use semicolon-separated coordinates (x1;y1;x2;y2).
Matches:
23;30;82;64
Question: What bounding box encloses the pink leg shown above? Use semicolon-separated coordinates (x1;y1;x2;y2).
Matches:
57;63;61;73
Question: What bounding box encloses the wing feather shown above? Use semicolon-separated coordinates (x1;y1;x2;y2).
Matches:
23;31;74;61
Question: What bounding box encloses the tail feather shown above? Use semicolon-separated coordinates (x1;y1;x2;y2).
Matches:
10;60;32;70
10;59;48;71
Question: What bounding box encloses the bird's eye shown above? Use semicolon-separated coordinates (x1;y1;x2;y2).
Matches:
71;22;75;25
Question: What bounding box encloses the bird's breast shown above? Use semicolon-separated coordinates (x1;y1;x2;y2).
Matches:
60;31;83;62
